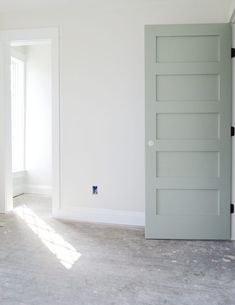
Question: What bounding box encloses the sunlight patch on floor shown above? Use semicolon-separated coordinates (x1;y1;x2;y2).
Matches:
14;205;81;269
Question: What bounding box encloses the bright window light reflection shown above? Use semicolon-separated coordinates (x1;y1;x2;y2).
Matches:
14;205;81;269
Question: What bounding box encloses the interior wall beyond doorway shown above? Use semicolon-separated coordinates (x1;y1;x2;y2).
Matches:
12;43;52;196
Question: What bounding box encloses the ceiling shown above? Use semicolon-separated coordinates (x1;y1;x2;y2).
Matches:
0;0;232;14
0;0;68;12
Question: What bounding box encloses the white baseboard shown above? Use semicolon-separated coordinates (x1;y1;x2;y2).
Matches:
54;207;145;226
13;184;25;197
13;184;52;196
24;184;52;196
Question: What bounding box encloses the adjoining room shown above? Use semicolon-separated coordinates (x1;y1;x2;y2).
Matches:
11;41;53;219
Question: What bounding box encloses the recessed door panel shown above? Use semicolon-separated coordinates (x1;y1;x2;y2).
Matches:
156;113;219;139
156;74;219;101
156;35;220;63
156;189;219;216
156;152;219;178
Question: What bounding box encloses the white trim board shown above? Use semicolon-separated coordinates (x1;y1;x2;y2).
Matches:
54;207;145;227
24;185;52;196
13;184;52;196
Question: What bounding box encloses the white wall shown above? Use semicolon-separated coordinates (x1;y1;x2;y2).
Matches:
0;0;232;224
11;46;26;197
11;44;52;196
229;0;235;21
25;44;52;194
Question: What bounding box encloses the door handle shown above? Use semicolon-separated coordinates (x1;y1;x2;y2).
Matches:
148;140;154;147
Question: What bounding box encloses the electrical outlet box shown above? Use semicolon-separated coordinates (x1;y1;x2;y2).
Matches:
92;186;98;195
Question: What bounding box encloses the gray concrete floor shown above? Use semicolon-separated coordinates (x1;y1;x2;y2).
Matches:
0;194;234;305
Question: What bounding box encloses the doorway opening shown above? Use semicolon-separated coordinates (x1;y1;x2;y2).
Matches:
11;41;53;213
0;28;60;215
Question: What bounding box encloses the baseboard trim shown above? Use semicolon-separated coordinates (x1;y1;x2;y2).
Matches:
14;184;52;196
24;184;52;195
54;207;145;226
13;184;25;197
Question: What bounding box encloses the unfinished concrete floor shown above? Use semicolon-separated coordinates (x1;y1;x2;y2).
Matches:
0;194;234;305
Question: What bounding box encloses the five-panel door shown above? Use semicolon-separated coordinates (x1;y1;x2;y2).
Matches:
145;24;232;239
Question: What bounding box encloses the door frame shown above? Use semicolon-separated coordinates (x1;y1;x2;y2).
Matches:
231;23;235;240
0;27;60;214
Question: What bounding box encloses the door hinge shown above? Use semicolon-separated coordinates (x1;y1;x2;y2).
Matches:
231;126;235;136
231;204;234;214
232;48;235;58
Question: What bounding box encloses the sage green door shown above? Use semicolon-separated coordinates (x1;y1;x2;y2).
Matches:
145;24;232;239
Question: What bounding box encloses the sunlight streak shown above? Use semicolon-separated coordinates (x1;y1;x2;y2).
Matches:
14;205;81;269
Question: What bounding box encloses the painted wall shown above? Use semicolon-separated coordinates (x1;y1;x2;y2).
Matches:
0;0;232;224
229;0;235;20
25;44;52;194
11;46;26;197
13;172;25;197
12;44;52;196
